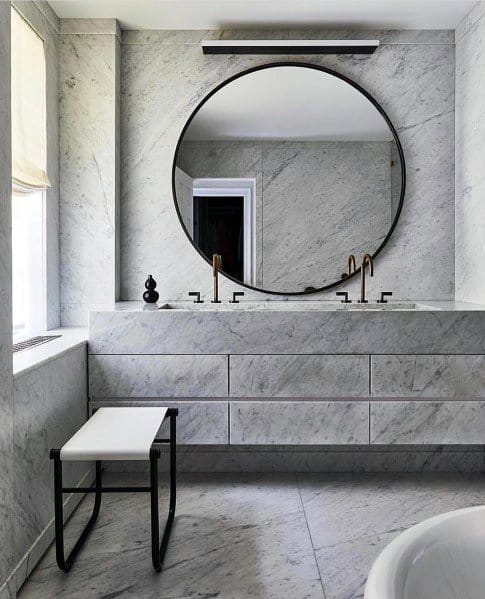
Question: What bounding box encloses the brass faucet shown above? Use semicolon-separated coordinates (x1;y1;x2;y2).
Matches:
360;253;374;303
348;254;357;276
212;254;222;303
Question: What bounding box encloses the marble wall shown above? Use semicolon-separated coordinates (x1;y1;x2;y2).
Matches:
6;345;89;595
12;1;60;329
120;29;454;305
59;19;121;326
178;140;393;290
455;2;485;304
0;4;13;592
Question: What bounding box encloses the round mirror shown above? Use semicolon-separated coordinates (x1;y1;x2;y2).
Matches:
173;62;405;295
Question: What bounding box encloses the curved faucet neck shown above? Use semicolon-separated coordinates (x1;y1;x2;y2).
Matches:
362;253;374;276
360;253;374;303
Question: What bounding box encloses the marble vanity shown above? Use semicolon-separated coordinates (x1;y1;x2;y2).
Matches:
89;301;485;447
84;57;481;452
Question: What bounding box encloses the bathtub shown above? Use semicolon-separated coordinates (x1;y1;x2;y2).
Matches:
364;505;485;599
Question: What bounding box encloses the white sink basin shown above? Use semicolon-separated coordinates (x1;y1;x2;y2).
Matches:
157;301;438;311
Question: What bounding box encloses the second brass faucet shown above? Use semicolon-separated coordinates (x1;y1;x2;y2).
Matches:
359;253;374;303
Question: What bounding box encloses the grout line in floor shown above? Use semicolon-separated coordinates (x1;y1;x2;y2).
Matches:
295;473;327;599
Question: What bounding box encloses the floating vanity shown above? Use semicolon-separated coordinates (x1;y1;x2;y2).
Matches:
88;62;485;450
89;301;485;447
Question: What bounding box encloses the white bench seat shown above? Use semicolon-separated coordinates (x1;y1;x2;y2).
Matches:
51;406;177;573
60;407;168;461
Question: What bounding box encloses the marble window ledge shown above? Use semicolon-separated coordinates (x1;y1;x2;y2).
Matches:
13;327;87;379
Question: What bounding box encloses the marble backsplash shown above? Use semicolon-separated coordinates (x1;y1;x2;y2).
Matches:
119;29;455;306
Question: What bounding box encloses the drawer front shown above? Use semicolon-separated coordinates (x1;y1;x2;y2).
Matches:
371;401;485;444
90;400;229;444
230;401;369;445
89;354;228;398
371;355;485;398
230;355;369;397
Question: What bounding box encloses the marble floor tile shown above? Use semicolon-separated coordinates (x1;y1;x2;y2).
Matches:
18;474;324;599
18;473;485;599
298;473;485;599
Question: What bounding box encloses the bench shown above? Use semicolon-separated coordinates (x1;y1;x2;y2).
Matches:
50;406;178;572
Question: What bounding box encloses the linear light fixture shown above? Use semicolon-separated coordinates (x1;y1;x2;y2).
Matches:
201;39;380;55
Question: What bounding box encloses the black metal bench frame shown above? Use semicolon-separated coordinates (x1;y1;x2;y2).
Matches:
50;407;178;572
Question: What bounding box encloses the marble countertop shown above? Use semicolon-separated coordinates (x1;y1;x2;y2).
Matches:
91;300;485;312
13;327;88;378
89;303;485;355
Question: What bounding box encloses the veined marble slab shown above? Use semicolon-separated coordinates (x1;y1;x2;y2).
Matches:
18;473;326;599
89;354;228;397
120;29;455;304
59;23;120;326
372;355;485;397
300;473;485;599
230;401;369;445
371;401;485;444
455;2;485;304
60;18;121;37
230;355;368;397
89;305;485;355
90;399;228;444
13;346;88;567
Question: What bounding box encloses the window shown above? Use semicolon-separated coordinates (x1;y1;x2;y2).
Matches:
11;8;50;341
12;189;45;339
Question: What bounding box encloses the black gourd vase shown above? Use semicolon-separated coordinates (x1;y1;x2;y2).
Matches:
143;275;159;303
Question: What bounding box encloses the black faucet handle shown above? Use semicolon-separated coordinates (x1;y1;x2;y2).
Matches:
229;291;245;303
376;291;393;304
336;291;351;303
188;291;204;303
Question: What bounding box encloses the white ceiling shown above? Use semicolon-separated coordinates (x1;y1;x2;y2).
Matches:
48;0;476;31
185;66;393;142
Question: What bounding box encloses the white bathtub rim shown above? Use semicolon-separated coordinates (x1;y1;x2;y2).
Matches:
364;504;485;599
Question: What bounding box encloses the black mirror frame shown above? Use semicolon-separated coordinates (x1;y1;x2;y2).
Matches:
172;61;406;296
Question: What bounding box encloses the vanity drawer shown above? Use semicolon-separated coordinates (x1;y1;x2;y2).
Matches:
230;355;369;397
370;401;485;444
89;354;228;398
90;400;229;444
371;355;485;397
230;401;369;445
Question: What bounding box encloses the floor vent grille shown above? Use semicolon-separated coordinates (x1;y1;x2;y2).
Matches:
13;335;62;354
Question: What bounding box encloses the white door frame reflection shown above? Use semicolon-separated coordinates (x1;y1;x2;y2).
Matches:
191;177;256;286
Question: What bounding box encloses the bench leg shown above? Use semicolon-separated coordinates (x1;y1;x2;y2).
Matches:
150;410;177;572
52;453;102;572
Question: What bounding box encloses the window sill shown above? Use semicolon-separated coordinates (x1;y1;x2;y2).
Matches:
13;327;88;379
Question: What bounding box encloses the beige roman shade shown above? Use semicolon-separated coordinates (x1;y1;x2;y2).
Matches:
11;8;50;190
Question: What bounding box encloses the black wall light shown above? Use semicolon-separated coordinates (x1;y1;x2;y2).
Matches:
201;39;379;55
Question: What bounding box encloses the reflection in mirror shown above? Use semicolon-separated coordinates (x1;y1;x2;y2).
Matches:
174;64;404;294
